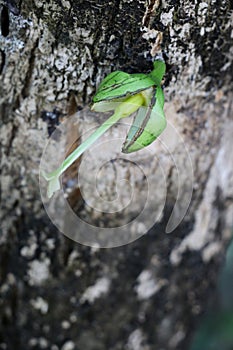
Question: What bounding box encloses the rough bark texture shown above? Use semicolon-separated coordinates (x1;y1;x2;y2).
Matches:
0;0;232;349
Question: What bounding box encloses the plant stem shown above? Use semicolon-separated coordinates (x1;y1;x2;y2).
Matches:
42;93;145;198
43;112;122;198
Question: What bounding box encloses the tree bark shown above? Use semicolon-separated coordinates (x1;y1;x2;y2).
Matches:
0;0;232;349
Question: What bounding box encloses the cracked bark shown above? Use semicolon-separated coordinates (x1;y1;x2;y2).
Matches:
0;0;232;349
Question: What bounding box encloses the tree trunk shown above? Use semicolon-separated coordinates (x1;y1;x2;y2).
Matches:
0;0;232;349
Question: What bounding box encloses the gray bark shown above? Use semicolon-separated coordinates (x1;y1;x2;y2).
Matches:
0;0;232;349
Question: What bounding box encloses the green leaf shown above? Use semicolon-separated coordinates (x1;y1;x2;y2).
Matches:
93;71;155;102
149;60;166;85
122;87;166;153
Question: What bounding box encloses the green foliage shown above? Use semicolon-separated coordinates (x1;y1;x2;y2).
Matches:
43;60;166;198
